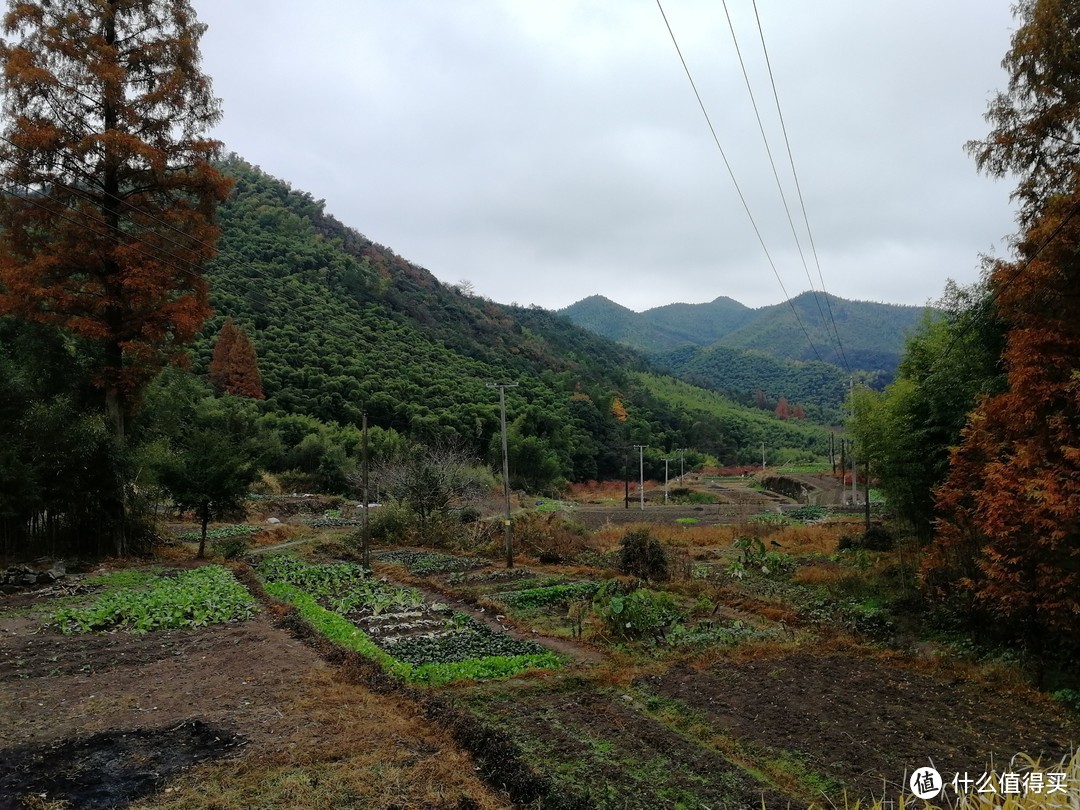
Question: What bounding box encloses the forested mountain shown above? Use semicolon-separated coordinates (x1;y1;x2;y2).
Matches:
559;291;931;414
192;158;829;481
560;294;755;352
560;292;930;374
652;344;851;421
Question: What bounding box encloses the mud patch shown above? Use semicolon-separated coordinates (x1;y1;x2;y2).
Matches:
0;720;243;809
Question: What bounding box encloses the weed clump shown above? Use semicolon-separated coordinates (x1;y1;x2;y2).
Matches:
618;529;670;582
838;525;895;551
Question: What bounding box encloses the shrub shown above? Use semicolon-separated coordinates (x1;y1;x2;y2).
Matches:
594;582;682;642
618;529;670;582
839;524;895;551
669;488;715;505
512;511;591;561
367;499;414;543
210;534;250;560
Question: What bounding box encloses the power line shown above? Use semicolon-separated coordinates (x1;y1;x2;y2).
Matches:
0;175;209;298
654;0;824;364
750;0;850;374
0;137;373;347
719;0;835;362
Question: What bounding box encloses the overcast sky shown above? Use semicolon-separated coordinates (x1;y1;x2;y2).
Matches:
197;1;1020;313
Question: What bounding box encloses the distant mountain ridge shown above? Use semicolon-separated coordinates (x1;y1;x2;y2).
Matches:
559;292;931;374
558;292;933;417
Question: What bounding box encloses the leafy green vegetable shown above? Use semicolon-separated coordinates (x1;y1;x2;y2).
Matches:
265;580;560;684
177;524;261;542
495;581;598;610
55;566;256;633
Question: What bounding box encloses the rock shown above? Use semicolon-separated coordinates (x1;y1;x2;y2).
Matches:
266;517;281;525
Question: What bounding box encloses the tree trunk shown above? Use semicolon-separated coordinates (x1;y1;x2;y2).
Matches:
198;502;209;558
103;3;127;558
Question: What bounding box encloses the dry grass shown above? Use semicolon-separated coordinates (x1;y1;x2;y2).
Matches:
588;520;852;556
808;749;1080;809
132;668;511;810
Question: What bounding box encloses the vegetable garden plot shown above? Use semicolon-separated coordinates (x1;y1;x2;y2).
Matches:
372;549;487;576
53;566;257;633
258;556;560;684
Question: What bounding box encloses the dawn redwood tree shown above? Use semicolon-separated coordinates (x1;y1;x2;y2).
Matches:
774;396;791;420
928;0;1080;651
0;0;231;438
0;0;231;553
209;317;264;399
209;317;239;390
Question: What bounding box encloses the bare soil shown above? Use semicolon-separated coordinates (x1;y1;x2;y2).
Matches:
642;652;1079;802
453;680;792;808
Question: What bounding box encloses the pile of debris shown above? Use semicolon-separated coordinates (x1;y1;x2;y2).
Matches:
1;562;66;593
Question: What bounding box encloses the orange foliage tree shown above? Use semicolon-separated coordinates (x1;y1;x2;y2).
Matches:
0;0;232;439
209;317;265;399
927;0;1080;646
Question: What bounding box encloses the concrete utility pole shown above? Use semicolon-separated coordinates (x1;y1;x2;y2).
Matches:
864;457;871;530
361;412;370;568
663;457;671;504
487;382;519;568
634;444;647;510
847;377;856;507
761;441;766;472
677;448;686;482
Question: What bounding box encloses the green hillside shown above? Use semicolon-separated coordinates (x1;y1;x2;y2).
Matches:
556;294;687;351
652;343;851;420
716;291;927;372
559;291;931;409
640;296;755;347
195;158;830;481
560;291;929;372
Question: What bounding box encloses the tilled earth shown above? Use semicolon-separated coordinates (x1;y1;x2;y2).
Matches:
641;653;1079;802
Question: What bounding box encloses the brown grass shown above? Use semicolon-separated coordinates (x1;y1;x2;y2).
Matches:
132;668;511;810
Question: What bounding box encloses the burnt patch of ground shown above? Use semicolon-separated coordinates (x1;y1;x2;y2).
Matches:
453;678;790;809
0;720;243;810
643;653;1079;803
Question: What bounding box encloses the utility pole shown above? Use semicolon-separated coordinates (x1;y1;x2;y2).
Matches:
634;444;647;510
624;448;629;509
864;457;871;530
847;377;855;507
361;412;370;568
678;448;686;482
663;457;670;504
761;441;766;472
487;382;518;568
